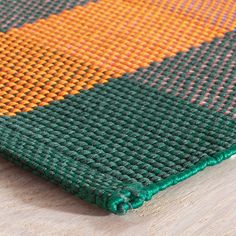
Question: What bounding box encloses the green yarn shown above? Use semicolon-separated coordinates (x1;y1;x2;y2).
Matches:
0;77;235;214
134;31;236;117
1;0;96;32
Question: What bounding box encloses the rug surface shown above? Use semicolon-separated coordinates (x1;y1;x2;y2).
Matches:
0;0;236;214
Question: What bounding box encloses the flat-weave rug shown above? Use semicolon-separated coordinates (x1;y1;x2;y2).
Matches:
0;0;236;214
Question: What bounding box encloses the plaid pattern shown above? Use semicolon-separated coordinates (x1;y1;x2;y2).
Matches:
0;0;236;214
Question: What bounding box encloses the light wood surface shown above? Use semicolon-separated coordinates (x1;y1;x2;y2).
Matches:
0;155;236;236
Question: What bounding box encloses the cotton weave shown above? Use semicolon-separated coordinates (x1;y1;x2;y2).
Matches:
0;0;236;214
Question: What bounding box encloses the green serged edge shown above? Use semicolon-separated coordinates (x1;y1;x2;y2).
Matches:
108;144;236;214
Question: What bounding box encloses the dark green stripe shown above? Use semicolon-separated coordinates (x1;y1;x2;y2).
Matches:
134;31;236;117
0;77;235;214
1;0;96;32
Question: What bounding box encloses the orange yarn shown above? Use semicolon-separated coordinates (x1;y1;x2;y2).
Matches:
1;0;235;116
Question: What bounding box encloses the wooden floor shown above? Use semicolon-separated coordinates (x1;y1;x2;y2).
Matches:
0;155;236;236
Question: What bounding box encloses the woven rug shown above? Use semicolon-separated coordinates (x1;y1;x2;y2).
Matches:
0;0;236;214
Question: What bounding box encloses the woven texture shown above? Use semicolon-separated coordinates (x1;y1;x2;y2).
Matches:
0;0;236;214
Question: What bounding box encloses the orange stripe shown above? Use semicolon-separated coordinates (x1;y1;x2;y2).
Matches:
1;0;236;116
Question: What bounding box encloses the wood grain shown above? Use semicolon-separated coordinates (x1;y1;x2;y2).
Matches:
0;155;236;236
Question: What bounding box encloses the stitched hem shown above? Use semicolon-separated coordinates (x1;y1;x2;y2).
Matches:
108;144;236;214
